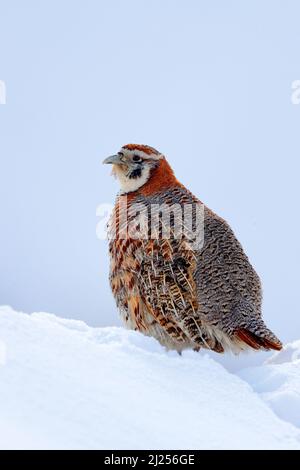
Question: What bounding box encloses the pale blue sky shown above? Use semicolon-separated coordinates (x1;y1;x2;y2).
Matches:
0;1;299;342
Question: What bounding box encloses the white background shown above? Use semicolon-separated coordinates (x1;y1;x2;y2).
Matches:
0;1;299;342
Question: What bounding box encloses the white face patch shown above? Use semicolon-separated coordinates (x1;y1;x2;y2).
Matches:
109;146;163;193
112;164;151;193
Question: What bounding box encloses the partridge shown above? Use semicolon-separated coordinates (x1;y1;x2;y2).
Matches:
103;144;282;353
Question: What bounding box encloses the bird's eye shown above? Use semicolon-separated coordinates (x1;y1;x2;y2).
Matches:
132;155;142;162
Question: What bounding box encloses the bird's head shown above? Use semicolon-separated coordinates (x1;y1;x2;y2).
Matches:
103;144;167;194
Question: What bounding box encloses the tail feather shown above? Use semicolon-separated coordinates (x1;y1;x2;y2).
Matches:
235;327;282;351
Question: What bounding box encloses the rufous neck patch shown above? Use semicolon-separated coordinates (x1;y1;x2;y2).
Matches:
138;159;183;197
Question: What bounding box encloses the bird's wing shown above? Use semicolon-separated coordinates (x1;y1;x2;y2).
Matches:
136;232;214;348
109;192;224;350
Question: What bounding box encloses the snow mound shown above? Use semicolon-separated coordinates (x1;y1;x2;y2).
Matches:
0;306;299;450
266;340;300;365
239;341;300;429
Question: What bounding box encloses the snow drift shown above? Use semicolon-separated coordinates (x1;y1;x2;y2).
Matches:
0;306;299;450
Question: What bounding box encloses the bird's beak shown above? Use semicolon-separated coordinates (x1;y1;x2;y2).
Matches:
103;154;123;165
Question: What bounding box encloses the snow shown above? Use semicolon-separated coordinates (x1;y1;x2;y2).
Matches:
239;344;300;429
0;306;299;450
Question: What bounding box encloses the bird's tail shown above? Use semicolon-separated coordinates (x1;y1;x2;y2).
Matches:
235;321;282;351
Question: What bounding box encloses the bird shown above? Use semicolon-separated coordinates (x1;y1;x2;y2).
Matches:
103;144;282;354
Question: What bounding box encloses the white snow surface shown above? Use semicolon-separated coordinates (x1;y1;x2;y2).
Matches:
0;306;299;450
